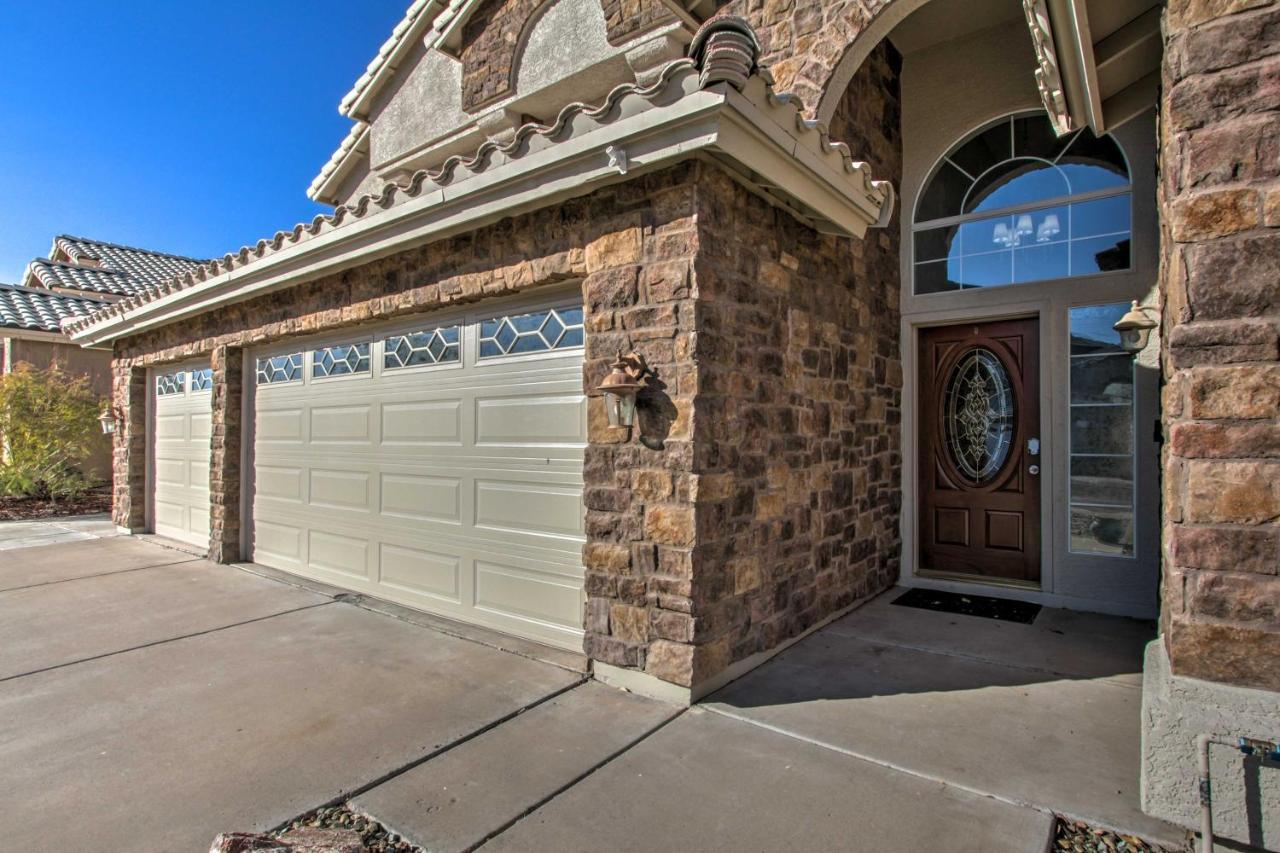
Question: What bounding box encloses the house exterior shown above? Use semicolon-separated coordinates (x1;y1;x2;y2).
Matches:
63;0;1277;843
2;236;205;480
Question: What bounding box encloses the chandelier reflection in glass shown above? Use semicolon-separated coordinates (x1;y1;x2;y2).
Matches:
943;348;1016;484
991;213;1061;248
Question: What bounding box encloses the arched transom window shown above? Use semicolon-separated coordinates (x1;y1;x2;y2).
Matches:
913;113;1131;294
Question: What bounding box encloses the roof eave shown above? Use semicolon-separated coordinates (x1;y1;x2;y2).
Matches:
342;1;446;121
70;77;890;349
308;124;373;205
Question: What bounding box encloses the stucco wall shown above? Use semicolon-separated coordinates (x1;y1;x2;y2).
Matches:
4;337;112;482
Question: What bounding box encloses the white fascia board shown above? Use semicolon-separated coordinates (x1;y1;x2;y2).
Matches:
310;124;372;205
71;88;885;348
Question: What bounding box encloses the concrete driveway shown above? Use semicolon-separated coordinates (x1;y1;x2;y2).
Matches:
0;536;588;851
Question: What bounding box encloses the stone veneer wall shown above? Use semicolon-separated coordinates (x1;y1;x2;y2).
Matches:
680;43;903;684
109;163;705;663
1159;0;1280;692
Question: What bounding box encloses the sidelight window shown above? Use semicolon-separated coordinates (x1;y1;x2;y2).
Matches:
1067;304;1135;556
914;113;1131;294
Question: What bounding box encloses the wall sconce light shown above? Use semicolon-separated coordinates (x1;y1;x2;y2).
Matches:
596;352;648;432
98;406;118;435
1113;300;1158;355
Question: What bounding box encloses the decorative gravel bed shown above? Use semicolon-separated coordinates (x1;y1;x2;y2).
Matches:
276;804;421;852
1053;817;1188;852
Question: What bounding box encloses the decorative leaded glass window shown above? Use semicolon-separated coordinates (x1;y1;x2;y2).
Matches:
479;306;584;359
942;348;1016;484
1068;303;1135;556
156;371;186;396
256;353;303;385
914;113;1132;294
189;368;213;392
384;325;461;369
312;343;371;378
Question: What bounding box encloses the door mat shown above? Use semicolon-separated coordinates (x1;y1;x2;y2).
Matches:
891;587;1041;623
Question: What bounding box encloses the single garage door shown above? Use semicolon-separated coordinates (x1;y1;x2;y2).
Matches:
249;294;587;649
151;363;213;548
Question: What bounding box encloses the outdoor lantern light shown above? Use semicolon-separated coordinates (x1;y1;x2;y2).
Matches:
1114;300;1158;355
596;352;648;431
97;406;118;435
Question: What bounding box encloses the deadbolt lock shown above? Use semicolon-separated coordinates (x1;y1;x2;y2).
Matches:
1029;464;1040;476
1027;438;1040;456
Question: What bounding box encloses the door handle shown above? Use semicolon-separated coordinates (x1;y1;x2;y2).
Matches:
1029;464;1040;476
1027;438;1040;456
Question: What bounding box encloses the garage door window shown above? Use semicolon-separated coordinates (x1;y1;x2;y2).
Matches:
156;371;186;396
384;325;461;369
312;343;371;378
257;353;303;385
479;306;584;358
190;368;213;392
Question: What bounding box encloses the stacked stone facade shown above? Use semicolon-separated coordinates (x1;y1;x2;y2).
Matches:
1159;0;1280;692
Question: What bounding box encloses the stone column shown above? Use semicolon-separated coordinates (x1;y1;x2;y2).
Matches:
208;345;244;563
1141;1;1280;842
1159;0;1280;692
111;362;147;532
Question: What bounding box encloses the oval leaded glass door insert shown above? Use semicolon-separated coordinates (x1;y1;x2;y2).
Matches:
943;347;1016;484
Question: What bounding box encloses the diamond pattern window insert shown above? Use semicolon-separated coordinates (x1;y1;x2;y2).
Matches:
156;371;186;396
189;368;213;392
313;343;371;378
479;306;584;359
384;325;461;370
256;353;303;385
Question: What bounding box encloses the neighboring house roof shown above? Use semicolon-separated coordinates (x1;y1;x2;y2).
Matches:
24;236;206;299
51;235;205;288
0;282;108;333
26;259;148;298
67;18;894;345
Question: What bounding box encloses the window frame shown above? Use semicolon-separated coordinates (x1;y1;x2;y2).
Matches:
911;111;1134;296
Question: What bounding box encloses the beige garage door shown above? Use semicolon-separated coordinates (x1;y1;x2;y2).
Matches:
151;363;213;549
249;295;587;649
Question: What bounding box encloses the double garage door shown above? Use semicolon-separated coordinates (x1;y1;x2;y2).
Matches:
247;296;588;650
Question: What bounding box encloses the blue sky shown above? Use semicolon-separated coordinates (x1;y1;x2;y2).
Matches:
0;1;407;282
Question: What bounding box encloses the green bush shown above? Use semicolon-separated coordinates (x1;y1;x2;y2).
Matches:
0;364;104;500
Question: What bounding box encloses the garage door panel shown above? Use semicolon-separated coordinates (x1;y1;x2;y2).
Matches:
474;394;587;446
380;473;461;523
381;400;463;445
190;413;212;442
252;297;585;650
310;469;372;511
254;520;304;564
378;543;461;602
258;409;304;442
475;479;585;539
256;466;304;501
154;458;187;487
475;561;583;630
308;530;369;580
309;404;371;443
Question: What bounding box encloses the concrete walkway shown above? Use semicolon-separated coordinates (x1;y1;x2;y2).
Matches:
0;512;117;550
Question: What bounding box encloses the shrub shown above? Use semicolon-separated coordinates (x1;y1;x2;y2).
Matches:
0;364;104;500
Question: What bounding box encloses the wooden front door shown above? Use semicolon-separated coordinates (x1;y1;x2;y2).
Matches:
919;318;1041;583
